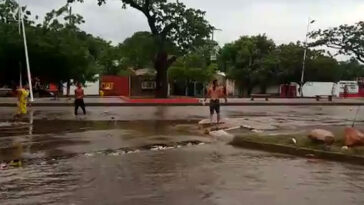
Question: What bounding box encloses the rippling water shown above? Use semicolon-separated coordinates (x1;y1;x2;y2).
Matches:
1;143;364;205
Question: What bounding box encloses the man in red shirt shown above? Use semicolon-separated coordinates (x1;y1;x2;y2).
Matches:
74;82;86;115
204;79;227;124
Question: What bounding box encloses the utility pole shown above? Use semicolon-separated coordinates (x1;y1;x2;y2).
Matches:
18;0;22;88
300;18;316;97
66;4;72;96
210;28;222;61
18;0;34;101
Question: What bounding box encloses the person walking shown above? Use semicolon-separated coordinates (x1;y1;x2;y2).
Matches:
74;82;86;115
204;79;227;124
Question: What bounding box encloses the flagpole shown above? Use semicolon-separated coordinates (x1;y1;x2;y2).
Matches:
19;2;34;102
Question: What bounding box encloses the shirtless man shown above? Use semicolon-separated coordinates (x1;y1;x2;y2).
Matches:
74;82;86;115
204;80;227;124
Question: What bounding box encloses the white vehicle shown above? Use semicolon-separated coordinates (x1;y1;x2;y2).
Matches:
302;82;337;97
336;81;359;96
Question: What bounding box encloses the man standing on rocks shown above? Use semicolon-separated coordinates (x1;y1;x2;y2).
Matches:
204;79;227;124
74;82;86;116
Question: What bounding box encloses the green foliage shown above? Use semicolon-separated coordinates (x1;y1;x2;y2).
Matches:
71;0;213;98
338;58;364;80
219;34;362;95
119;31;157;69
0;0;108;85
219;35;277;94
310;21;364;63
168;40;217;83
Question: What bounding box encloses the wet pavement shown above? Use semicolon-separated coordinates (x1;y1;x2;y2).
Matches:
1;97;364;106
1;106;364;204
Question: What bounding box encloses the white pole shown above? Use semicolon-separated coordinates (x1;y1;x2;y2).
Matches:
20;6;34;102
18;0;21;35
300;18;314;97
19;67;22;88
18;0;22;88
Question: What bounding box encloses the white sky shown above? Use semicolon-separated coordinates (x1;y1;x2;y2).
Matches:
23;0;364;48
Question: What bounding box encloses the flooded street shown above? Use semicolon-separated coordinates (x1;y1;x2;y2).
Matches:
1;106;364;204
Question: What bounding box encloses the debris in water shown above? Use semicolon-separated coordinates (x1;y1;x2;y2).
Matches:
0;163;8;170
85;153;95;157
209;130;234;139
341;146;349;151
9;160;22;167
291;138;297;145
109;152;120;156
305;154;316;158
198;142;206;146
252;129;264;133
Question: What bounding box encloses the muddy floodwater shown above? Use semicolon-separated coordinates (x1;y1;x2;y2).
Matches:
1;106;364;205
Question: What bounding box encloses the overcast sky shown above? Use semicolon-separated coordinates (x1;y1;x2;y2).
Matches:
24;0;364;47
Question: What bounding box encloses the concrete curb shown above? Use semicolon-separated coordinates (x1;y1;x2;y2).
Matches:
2;102;364;107
230;138;364;165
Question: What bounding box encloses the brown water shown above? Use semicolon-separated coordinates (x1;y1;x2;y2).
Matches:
1;106;364;205
1;142;364;205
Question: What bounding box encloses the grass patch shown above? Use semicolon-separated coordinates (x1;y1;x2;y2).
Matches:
232;132;364;157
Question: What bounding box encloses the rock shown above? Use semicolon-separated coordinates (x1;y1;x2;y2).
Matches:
308;129;335;145
344;127;364;147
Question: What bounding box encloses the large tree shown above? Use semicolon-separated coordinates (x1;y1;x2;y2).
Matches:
71;0;213;98
219;35;277;95
0;0;106;87
310;21;364;63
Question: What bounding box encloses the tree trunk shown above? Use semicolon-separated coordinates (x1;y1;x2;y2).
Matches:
154;51;169;98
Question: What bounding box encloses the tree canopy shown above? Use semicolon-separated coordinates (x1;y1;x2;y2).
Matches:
0;0;110;86
310;21;364;63
70;0;213;98
218;35;363;96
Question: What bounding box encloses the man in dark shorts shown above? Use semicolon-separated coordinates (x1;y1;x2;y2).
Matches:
74;82;86;115
204;79;227;124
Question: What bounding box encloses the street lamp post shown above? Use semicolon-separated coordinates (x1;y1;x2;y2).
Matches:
300;18;315;97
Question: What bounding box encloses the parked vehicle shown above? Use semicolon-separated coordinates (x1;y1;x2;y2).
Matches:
302;82;337;97
0;88;12;97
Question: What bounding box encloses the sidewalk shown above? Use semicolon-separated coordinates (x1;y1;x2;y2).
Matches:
1;97;364;106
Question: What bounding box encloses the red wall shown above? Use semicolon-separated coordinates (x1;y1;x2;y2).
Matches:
280;85;297;98
101;76;129;96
